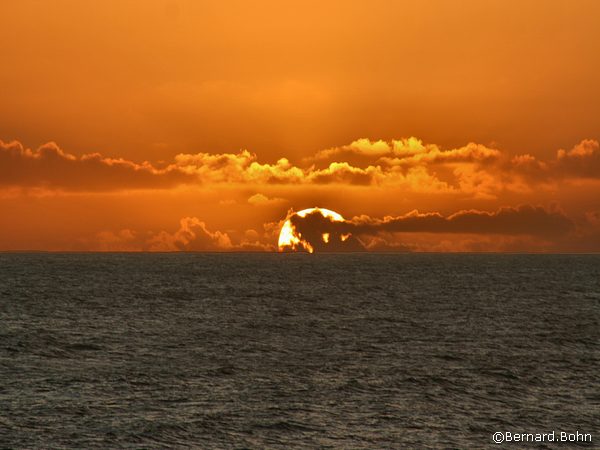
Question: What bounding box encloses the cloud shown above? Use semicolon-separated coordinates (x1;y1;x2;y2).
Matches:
285;205;574;252
344;205;574;237
307;137;600;197
286;210;366;252
81;218;274;252
147;217;273;252
0;140;194;191
147;217;233;251
174;152;305;184
304;162;380;185
555;139;600;179
307;138;395;162
2;137;598;196
510;139;600;182
53;204;598;252
247;193;285;206
309;137;501;165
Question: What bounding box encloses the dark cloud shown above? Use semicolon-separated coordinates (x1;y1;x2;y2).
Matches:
344;205;574;238
289;211;366;252
286;205;574;252
510;139;600;182
554;139;600;179
0;140;194;191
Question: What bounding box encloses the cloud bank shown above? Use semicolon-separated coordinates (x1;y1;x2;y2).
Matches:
2;138;599;196
287;205;574;252
86;218;274;252
75;204;598;253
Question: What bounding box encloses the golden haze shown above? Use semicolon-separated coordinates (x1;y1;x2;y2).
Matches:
0;1;599;252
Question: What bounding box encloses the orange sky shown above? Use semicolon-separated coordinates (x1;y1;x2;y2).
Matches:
1;0;599;251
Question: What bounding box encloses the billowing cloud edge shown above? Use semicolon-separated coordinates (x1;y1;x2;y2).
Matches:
1;138;599;196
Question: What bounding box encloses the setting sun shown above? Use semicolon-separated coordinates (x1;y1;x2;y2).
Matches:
278;207;344;253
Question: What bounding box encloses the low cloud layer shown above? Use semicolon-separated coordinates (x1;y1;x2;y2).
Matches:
288;205;575;252
342;205;573;237
86;217;274;252
73;204;600;253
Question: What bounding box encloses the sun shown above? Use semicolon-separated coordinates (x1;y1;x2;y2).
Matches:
278;207;345;253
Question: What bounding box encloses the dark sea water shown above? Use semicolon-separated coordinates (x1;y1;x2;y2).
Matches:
1;253;599;449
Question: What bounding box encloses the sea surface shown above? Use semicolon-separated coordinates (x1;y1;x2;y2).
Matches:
0;253;599;449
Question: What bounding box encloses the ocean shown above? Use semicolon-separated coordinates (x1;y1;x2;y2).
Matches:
1;253;598;448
